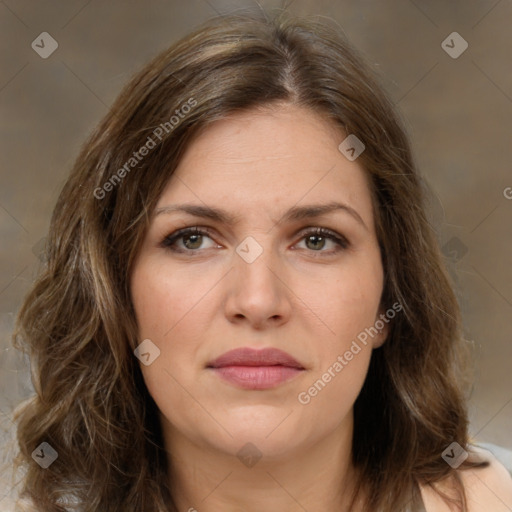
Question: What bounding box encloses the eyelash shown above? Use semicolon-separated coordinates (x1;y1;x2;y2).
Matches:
160;226;349;256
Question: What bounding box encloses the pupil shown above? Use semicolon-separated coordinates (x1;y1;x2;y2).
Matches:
184;234;202;249
307;235;325;250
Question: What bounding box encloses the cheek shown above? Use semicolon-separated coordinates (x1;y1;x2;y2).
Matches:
297;347;371;432
130;259;217;419
296;271;379;421
295;254;383;410
296;254;384;346
131;258;215;341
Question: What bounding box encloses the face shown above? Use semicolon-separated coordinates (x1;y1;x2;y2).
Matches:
130;103;387;462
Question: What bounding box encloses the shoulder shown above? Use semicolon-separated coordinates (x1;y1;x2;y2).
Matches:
420;445;512;512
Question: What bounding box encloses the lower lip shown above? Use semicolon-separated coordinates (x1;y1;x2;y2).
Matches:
209;365;304;390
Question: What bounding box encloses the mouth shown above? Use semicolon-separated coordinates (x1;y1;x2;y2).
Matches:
206;347;305;390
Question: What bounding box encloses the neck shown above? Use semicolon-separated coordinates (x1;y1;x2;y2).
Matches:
162;413;362;512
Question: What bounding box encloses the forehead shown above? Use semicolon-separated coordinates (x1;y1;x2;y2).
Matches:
157;104;375;230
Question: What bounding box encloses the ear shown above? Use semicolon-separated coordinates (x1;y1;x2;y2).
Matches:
371;309;390;349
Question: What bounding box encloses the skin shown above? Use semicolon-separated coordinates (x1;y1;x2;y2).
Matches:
422;447;512;512
129;103;512;511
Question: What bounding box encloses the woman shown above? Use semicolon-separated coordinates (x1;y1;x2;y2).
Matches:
10;11;512;512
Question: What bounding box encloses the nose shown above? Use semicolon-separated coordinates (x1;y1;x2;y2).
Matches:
223;239;292;329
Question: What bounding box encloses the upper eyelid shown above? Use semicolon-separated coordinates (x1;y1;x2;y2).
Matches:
166;225;343;238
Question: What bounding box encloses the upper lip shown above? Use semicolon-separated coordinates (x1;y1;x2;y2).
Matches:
207;347;304;369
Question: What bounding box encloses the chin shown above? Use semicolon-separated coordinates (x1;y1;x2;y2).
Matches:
202;411;306;460
219;432;303;464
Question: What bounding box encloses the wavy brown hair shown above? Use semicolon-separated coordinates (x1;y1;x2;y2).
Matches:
10;10;485;512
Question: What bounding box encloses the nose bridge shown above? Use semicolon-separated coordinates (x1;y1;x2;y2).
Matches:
234;234;280;289
224;233;291;325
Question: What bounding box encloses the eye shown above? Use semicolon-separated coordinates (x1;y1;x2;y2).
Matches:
294;227;349;255
161;227;219;253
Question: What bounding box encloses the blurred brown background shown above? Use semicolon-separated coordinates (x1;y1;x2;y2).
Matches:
1;0;511;492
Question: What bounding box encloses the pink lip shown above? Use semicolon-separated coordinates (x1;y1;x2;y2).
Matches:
207;348;304;390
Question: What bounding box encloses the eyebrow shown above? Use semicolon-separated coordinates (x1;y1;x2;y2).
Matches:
154;201;368;230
